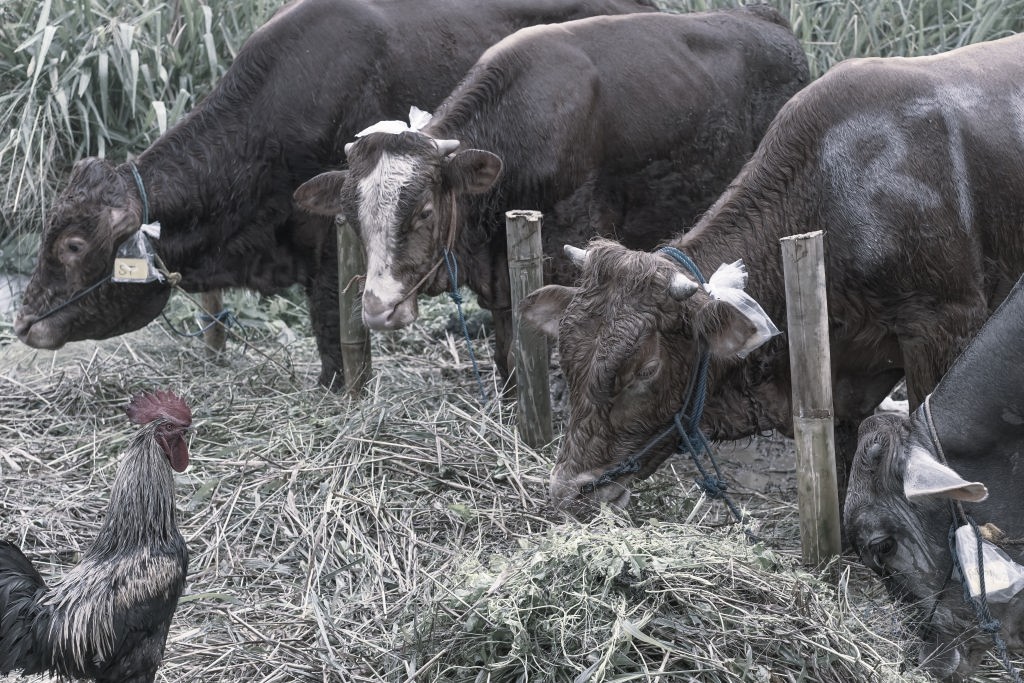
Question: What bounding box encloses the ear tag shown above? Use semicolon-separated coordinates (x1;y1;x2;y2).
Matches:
704;260;780;358
113;221;163;283
955;524;1024;602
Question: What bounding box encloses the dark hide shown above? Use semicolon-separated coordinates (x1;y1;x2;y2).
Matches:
14;0;657;389
845;273;1024;681
296;7;809;379
519;34;1024;514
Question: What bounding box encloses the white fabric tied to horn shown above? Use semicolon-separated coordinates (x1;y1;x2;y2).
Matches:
355;106;432;137
703;260;780;358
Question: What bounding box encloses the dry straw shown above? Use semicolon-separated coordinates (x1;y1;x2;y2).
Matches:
0;293;1006;681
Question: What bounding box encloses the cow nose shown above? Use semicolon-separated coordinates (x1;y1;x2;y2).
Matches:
362;291;417;330
549;466;632;518
13;309;41;342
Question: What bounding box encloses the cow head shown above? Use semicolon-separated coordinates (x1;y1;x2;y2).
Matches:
520;240;778;516
15;158;171;349
844;412;997;680
293;131;501;330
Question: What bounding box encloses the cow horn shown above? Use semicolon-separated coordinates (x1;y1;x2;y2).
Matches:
434;139;460;156
344;141;355;157
564;244;588;268
669;272;700;300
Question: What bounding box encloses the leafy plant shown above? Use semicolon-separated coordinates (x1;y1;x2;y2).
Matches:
3;0;1023;261
658;0;1024;78
0;0;278;246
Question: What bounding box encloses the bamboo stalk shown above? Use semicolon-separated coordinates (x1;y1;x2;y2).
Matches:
337;215;371;396
506;210;552;447
780;230;841;566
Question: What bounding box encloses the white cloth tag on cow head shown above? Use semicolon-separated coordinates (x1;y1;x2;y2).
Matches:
140;221;161;240
355;106;432;138
112;221;163;283
704;260;780;358
955;524;1024;602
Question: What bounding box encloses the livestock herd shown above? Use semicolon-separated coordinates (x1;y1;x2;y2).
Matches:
6;0;1024;680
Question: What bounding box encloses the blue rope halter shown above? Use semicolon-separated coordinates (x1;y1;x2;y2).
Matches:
443;248;487;402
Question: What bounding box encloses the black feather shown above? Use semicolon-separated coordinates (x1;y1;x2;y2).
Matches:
0;420;188;682
0;540;52;675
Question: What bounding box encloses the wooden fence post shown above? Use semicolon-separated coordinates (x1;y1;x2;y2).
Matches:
780;230;841;566
506;210;552;447
337;216;372;396
201;290;227;355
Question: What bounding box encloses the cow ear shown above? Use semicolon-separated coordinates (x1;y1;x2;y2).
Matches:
445;150;502;195
519;285;576;339
293;171;350;216
903;445;989;502
105;206;140;242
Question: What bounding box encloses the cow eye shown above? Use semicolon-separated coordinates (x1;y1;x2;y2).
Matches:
635;359;660;381
418;206;433;222
59;236;88;261
869;536;896;563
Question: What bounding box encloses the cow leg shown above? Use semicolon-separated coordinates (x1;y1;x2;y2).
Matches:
491;305;515;391
832;418;860;512
307;241;345;392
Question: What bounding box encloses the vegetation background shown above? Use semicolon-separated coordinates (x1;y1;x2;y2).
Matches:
2;0;1024;262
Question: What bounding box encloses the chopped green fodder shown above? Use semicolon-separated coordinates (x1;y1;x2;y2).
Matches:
396;520;928;682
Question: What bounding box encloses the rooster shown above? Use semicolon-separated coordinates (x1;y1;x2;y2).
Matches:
0;390;191;682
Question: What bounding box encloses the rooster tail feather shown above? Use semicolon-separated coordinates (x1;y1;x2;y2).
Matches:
0;540;54;675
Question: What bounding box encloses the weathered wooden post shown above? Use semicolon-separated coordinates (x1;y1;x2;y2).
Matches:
337;216;372;396
780;230;841;566
506;210;552;447
200;290;227;355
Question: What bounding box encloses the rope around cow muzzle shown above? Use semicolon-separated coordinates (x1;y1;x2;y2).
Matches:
583;246;753;537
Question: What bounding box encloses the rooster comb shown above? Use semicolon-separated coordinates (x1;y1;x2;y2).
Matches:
126;390;192;427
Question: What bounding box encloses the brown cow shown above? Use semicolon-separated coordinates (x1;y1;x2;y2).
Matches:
521;34;1024;514
293;7;810;380
12;0;656;389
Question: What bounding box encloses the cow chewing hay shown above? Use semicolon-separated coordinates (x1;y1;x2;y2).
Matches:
0;291;1003;681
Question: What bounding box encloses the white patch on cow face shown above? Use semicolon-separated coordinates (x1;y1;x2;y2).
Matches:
357;152;420;312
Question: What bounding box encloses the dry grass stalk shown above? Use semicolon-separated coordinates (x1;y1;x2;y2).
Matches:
0;297;1011;681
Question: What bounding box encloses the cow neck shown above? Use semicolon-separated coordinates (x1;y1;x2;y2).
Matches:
927;277;1024;454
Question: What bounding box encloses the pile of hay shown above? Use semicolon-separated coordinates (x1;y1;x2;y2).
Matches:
0;291;962;682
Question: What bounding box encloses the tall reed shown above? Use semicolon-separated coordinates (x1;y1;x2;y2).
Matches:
0;0;277;244
1;0;1022;253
